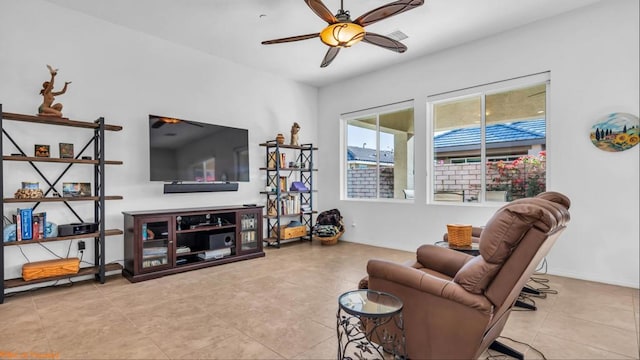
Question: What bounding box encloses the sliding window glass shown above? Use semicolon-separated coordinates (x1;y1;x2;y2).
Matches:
344;101;414;200
429;73;548;203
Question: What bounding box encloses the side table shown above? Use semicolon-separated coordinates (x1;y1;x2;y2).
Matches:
434;240;479;255
337;289;406;359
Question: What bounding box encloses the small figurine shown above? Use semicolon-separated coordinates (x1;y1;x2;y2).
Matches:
38;65;71;117
290;122;301;146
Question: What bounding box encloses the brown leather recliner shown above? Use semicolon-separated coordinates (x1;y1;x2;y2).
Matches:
365;192;571;359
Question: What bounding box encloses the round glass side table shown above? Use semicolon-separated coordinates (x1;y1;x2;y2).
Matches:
434;240;480;256
337;289;406;359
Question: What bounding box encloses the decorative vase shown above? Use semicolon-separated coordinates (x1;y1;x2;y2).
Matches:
276;133;285;144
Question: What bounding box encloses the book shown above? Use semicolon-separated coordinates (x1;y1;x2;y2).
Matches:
15;212;21;241
19;208;33;240
32;212;46;239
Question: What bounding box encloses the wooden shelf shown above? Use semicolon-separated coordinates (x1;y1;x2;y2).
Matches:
3;196;123;203
263;211;317;219
4;229;123;247
1;112;122;131
1;107;123;303
3;155;122;165
259;142;318;151
4;263;122;288
176;224;235;234
259;167;317;171
264;236;310;244
260;190;316;195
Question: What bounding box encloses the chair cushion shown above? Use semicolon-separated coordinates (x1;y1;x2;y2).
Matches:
479;203;555;263
536;191;571;209
453;256;500;294
453;202;556;293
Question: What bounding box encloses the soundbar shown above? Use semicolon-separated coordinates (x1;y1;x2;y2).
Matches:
164;182;238;194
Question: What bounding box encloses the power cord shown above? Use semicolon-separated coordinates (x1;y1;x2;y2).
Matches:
526;258;559;297
512;293;537;311
485;336;547;360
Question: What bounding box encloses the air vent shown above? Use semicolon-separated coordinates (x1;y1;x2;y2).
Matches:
386;30;408;41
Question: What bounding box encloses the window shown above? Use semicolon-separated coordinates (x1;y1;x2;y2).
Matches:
343;101;414;200
429;73;548;203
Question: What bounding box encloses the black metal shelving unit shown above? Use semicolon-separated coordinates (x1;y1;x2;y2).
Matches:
1;105;123;303
259;140;317;248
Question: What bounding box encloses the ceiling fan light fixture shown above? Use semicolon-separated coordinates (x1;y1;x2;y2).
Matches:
320;22;365;47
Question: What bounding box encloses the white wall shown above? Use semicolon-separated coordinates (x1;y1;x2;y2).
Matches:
0;1;318;280
318;1;639;288
1;1;637;289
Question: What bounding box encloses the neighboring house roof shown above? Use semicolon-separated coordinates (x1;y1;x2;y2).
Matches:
434;119;546;151
347;146;395;164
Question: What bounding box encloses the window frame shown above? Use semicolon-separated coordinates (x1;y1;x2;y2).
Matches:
341;100;415;202
427;72;550;204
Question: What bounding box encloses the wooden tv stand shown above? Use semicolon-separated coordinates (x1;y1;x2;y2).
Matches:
122;205;264;282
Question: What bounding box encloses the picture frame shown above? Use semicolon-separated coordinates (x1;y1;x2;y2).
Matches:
34;144;50;157
62;182;92;197
59;143;74;158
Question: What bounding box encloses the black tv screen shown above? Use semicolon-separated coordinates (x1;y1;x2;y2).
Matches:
149;115;249;182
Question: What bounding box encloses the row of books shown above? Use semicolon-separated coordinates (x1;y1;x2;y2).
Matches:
279;195;301;215
14;208;47;241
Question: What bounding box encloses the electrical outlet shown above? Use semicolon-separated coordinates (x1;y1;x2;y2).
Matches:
78;240;86;251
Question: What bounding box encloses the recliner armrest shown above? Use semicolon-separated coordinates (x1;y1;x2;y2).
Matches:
367;259;493;314
416;245;474;278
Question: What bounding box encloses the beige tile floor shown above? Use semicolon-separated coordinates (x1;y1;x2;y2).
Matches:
1;241;638;359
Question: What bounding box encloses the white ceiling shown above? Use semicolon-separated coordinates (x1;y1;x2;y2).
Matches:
45;0;601;87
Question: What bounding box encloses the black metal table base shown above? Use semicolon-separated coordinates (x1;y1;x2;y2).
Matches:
337;308;406;359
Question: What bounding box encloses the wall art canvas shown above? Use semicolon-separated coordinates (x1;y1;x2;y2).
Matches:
34;144;50;157
62;182;91;197
590;113;639;152
59;143;74;158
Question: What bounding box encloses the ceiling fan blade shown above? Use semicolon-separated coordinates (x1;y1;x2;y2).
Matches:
320;47;340;68
363;33;407;53
262;33;319;45
304;0;338;24
354;0;424;27
152;120;165;129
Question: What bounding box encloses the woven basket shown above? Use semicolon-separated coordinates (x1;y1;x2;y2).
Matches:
446;224;472;247
313;230;344;246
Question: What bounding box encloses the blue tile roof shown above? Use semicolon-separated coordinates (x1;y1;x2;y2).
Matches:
434;119;545;149
347;146;395;164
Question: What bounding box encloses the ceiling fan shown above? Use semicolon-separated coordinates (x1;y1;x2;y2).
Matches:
151;117;203;129
262;0;424;67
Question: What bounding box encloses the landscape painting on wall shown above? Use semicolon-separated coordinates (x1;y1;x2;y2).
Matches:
590;113;639;152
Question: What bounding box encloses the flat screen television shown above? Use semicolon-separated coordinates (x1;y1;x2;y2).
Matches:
149;115;249;183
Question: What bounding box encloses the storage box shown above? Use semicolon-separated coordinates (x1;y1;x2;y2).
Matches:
272;225;307;239
22;257;80;281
